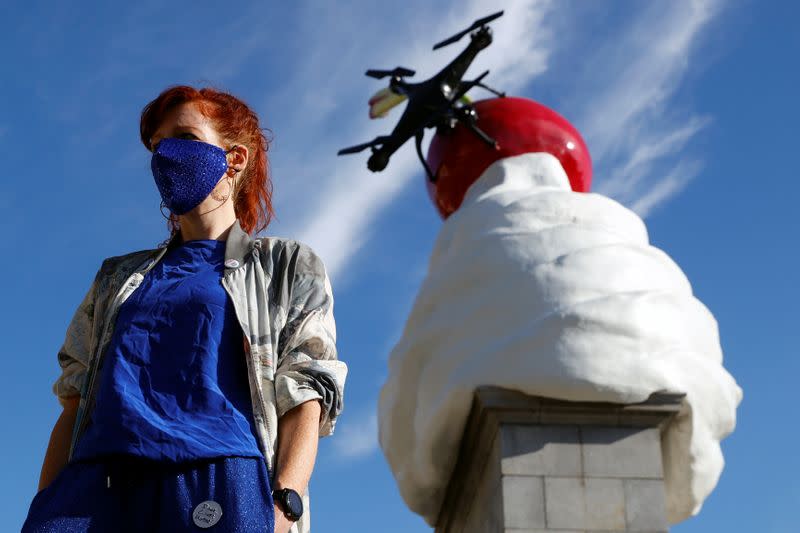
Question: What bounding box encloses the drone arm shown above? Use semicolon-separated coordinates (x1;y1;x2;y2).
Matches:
451;70;489;101
472;80;505;98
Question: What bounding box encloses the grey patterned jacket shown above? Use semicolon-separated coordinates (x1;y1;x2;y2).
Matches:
52;218;347;533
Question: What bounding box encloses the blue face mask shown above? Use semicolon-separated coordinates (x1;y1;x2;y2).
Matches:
151;137;235;215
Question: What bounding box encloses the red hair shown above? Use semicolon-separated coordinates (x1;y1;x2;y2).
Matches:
140;85;276;235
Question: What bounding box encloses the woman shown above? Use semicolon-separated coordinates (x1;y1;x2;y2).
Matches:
22;85;347;533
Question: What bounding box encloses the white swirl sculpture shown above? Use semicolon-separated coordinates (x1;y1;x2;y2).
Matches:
378;152;743;525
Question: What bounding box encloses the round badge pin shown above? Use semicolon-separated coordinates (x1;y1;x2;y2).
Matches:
192;500;223;528
224;259;240;269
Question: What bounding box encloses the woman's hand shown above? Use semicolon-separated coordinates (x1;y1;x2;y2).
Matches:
273;504;294;533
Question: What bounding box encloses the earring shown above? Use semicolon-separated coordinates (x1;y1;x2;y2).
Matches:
160;199;172;220
211;176;234;203
222;176;234;202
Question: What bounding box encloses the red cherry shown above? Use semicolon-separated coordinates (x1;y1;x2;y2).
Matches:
426;96;592;219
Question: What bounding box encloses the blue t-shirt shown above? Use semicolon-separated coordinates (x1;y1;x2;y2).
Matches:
73;239;262;462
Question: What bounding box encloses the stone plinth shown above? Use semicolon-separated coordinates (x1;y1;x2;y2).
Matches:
435;386;686;533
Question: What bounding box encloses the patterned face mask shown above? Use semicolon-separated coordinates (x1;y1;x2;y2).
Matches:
151;137;235;215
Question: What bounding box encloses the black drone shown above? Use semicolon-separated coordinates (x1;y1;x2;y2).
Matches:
337;10;507;182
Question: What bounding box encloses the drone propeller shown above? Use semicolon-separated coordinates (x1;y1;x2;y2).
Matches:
432;10;504;50
337;136;392;155
365;66;416;80
337;140;376;155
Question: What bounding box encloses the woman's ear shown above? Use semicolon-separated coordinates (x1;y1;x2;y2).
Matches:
228;144;249;173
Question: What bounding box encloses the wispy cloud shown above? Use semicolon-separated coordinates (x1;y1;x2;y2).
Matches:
629;158;704;217
575;0;722;212
333;409;378;460
598;116;711;200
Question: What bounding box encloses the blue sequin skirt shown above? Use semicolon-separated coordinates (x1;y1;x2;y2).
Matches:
21;455;275;533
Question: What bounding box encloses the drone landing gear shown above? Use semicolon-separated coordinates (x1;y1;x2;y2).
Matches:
422;104;500;184
415;130;437;183
456;105;499;150
445;70;504;151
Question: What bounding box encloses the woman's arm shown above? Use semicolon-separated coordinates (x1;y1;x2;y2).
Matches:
272;399;322;531
44;262;104;493
37;396;80;491
44;262;107;490
270;242;348;532
273;398;321;494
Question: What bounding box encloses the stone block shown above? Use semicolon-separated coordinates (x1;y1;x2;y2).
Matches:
500;424;582;477
581;426;663;478
502;475;546;529
624;479;669;531
584;478;626;530
543;477;585;530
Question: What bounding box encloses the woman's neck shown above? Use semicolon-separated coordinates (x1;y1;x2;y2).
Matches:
178;212;237;242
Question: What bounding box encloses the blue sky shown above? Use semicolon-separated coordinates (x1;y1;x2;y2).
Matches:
1;0;797;531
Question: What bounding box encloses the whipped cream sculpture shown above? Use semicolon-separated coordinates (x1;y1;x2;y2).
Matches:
378;97;742;526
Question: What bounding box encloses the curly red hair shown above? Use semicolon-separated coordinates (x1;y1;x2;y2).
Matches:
140;85;276;235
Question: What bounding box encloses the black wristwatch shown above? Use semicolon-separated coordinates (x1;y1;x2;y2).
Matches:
272;488;303;521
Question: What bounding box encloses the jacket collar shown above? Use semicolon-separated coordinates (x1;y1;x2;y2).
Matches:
159;218;253;273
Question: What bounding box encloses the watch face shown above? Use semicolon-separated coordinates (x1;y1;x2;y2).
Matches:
285;490;303;517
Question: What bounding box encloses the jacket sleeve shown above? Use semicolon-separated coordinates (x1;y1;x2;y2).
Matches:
51;264;102;408
274;243;347;437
